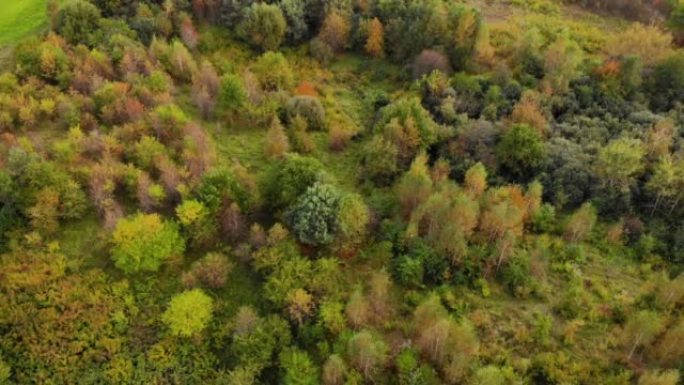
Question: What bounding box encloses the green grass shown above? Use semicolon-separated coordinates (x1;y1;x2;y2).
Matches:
0;0;49;46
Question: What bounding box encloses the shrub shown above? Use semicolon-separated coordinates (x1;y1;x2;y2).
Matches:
285;96;326;131
162;289;214;337
111;213;185;274
239;3;287;51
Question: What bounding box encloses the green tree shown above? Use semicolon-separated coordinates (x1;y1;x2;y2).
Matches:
622;310;663;360
218;74;247;114
56;1;101;45
279;0;308;43
253;51;295;91
111;213;185;274
279;348;319;385
496;124;545;180
286;182;342;246
162;289;214;337
648;53;684;111
596;137;645;192
638;370;680;385
262;154;330;209
239;3;287;51
563;202;597;243
347;330;388;380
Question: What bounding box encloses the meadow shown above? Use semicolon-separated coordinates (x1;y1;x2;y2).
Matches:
0;0;48;46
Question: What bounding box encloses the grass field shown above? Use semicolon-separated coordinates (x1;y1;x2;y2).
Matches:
0;0;48;46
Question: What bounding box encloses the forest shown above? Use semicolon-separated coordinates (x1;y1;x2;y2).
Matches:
2;0;684;384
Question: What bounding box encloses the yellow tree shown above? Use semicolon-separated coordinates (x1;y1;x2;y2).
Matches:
365;18;384;58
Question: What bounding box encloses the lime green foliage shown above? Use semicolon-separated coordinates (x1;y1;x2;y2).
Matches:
162;289;214;337
279;348;318;385
111;213;185;274
0;0;50;46
496;124;545;179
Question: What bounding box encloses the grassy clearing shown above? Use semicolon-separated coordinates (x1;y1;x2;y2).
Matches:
0;0;49;46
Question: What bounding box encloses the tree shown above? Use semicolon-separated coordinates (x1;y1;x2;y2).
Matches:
111;213;185;274
336;193;370;256
176;199;217;248
496;124;545;180
647;53;684;111
412;50;452;79
253;52;294;91
162;289;214;337
464;162;487;198
286;182;341;246
261;154;330;209
621;310;663;360
638;370;680;385
564;203;597;243
56;1;101;45
286;288;314;325
359;135;399;185
322;354;347;385
28;188;60;235
606;23;673;67
474;366;506;385
396;153;433;219
279;0;308;43
182;253;233;289
318;10;350;52
595;138;645;192
285;96;326;131
239;3;287;51
413;295;479;383
365;18;384;58
218;74;247;114
265;117;291;159
347;330;388;379
646;155;684;215
346;286;370;329
280;349;319;385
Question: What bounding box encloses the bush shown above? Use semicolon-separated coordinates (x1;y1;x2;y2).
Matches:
162;289;214;337
285;96;326;131
111;213;185;274
239;3;287;51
